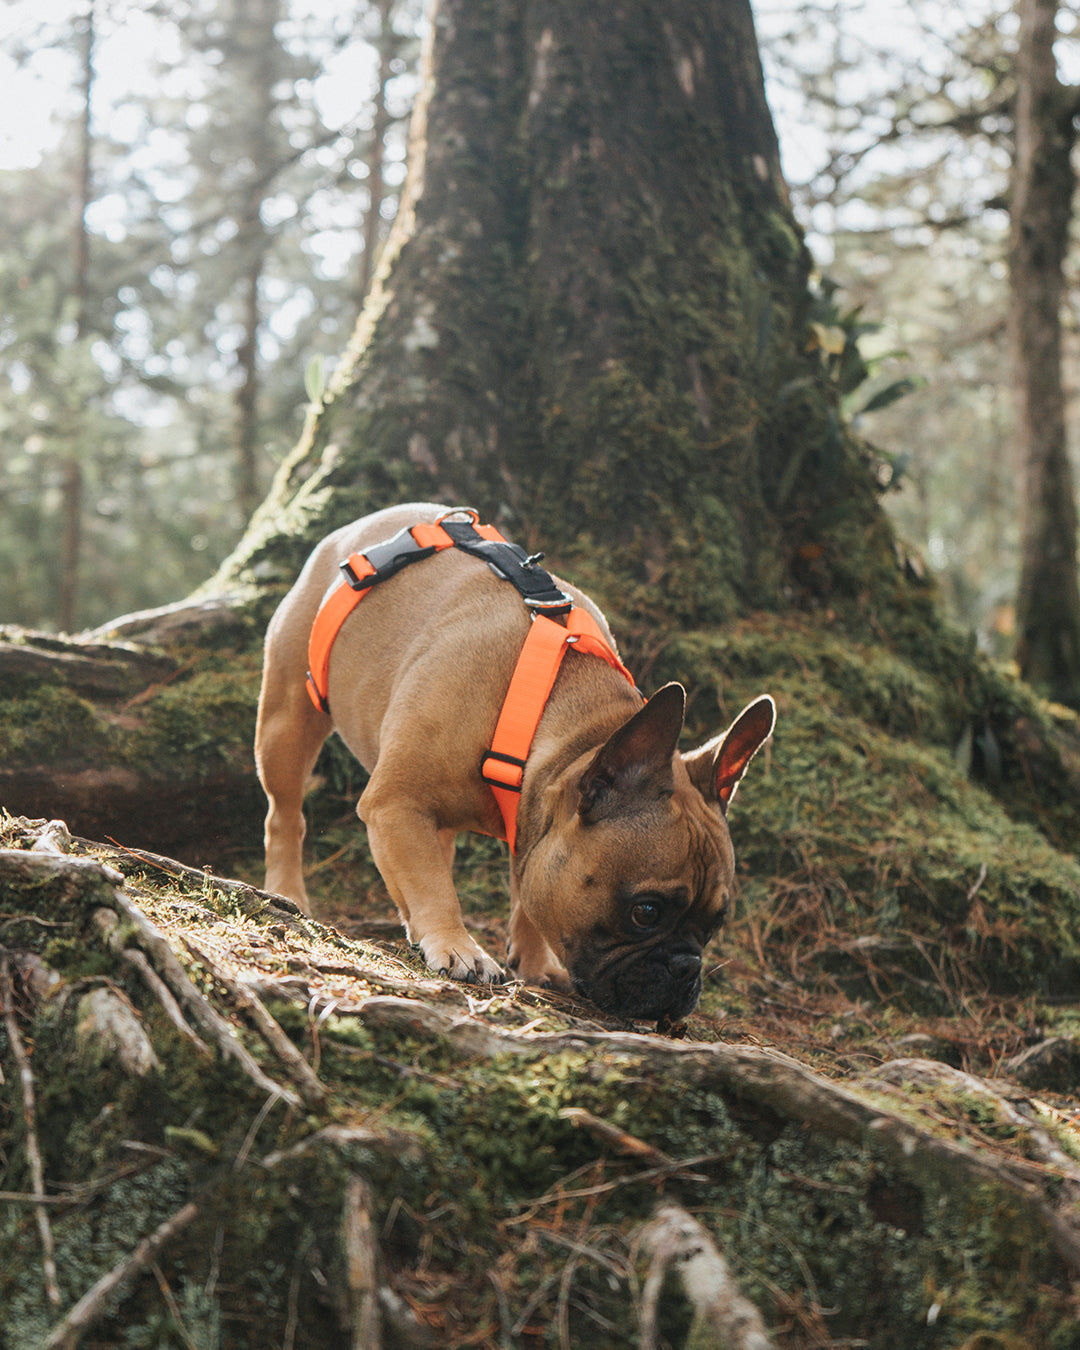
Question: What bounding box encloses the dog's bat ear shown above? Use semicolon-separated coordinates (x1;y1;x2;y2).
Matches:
683;695;776;815
578;683;686;823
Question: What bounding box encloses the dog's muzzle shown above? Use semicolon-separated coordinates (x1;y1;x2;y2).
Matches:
574;941;704;1022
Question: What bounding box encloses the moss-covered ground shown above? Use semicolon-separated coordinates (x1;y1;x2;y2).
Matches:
2;806;1080;1350
2;604;1079;1348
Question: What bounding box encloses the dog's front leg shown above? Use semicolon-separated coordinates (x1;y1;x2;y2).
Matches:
506;887;572;993
359;791;504;984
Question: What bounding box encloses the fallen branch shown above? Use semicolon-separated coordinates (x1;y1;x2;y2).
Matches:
105;887;302;1109
1;955;61;1308
637;1204;775;1350
181;935;327;1105
39;1201;201;1350
344;1176;382;1350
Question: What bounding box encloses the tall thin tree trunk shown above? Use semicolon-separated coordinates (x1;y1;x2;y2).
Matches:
235;261;262;519
356;0;394;310
61;0;95;633
231;0;279;521
1010;0;1080;708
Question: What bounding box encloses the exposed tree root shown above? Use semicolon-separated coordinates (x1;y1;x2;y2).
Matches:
179;934;327;1105
105;885;304;1106
4;815;1080;1347
1;955;60;1309
347;995;1080;1278
637;1203;775;1350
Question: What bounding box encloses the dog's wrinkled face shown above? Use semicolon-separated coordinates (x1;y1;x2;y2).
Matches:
517;685;774;1022
563;791;734;1021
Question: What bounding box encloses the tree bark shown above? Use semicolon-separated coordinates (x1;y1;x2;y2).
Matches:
234;259;264;520
214;0;892;635
230;0;282;522
355;0;395;311
1009;0;1080;709
59;0;95;635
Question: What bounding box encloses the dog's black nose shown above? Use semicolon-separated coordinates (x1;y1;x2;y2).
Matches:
668;951;701;986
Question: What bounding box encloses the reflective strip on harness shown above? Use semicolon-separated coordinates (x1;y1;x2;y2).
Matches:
304;511;636;851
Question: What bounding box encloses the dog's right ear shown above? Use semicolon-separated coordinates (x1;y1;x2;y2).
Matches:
683;695;776;815
578;683;686;823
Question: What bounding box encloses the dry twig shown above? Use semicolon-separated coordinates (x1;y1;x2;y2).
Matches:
40;1201;200;1350
1;955;61;1308
558;1107;674;1165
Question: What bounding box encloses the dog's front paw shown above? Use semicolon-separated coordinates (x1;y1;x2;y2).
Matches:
506;945;572;994
419;934;504;986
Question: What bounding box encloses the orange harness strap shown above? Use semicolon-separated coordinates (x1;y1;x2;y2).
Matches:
305;517;503;715
479;606;634;848
305;512;635;852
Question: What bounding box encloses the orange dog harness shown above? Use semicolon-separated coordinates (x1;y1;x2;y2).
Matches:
306;510;636;850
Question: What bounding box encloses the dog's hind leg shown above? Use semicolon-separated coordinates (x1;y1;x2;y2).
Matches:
255;665;330;915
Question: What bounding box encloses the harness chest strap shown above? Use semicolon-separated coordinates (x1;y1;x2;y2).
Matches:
479;606;635;848
304;516;636;851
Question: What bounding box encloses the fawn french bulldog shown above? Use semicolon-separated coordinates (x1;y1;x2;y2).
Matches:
255;503;775;1024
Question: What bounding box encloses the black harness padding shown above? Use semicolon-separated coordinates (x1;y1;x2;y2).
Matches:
439;520;573;614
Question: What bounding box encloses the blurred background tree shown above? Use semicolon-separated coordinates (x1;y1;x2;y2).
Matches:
1;0;1077;702
0;0;420;631
755;0;1079;705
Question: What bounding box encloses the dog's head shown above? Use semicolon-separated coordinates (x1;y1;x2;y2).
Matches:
518;684;775;1022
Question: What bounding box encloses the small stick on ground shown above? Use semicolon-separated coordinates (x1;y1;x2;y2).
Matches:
181;936;327;1105
344;1175;381;1350
1;956;61;1308
40;1201;200;1350
559;1106;673;1165
637;1203;775;1350
106;889;301;1109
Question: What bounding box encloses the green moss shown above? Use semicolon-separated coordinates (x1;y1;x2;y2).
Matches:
138;661;261;775
651;615;1080;1009
0;683;114;763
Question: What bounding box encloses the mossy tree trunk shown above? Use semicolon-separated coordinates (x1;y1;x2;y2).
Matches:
1009;0;1080;711
216;0;893;635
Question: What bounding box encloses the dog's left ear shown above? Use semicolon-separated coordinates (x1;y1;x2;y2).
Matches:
578;683;686;823
683;695;776;815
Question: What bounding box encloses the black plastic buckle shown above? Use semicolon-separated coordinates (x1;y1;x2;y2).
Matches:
340;526;438;591
440;522;573;616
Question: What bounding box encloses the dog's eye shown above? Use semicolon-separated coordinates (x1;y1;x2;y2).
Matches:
630;899;662;929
